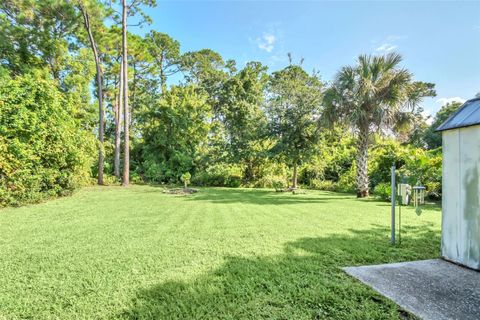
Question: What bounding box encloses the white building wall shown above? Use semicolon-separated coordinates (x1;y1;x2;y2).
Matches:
441;125;480;270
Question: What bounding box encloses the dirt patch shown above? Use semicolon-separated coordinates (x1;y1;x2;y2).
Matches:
275;187;306;194
163;188;198;195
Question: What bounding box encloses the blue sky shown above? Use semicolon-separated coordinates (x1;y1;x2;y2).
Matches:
134;0;480;119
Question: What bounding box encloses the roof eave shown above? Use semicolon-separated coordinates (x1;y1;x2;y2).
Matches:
435;97;480;132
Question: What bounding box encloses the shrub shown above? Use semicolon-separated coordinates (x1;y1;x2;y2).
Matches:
271;178;286;191
336;164;357;193
254;175;287;189
299;130;356;185
0;73;96;206
192;163;243;187
368;138;409;188
373;182;392;201
130;173;145;185
309;179;338;192
248;162;288;188
398;147;442;199
142;159;165;183
102;174;121;186
366;138;442;200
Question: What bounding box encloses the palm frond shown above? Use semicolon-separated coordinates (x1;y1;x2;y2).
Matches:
327;51;433;136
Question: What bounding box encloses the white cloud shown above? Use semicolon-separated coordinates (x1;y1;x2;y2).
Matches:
436;97;467;106
257;33;276;53
375;43;397;53
249;25;286;67
371;35;406;54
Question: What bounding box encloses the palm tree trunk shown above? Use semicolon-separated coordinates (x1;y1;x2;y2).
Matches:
121;0;129;186
356;126;369;197
114;61;123;179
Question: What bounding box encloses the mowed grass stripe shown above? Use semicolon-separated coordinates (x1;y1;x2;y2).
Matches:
0;185;441;319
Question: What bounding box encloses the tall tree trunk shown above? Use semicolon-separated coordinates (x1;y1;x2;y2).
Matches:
356;125;370;197
122;0;129;186
79;3;104;185
292;162;298;189
131;61;137;126
159;56;165;93
114;60;123;179
244;159;254;183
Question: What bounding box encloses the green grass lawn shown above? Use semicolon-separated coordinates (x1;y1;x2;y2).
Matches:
0;186;441;319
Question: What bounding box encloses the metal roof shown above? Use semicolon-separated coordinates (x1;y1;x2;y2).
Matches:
436;98;480;132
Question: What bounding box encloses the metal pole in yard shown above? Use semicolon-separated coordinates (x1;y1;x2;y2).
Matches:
391;163;396;245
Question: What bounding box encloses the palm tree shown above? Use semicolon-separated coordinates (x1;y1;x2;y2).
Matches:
324;53;435;197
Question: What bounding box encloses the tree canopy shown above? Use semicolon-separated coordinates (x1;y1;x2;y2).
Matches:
325;53;436;197
0;0;459;206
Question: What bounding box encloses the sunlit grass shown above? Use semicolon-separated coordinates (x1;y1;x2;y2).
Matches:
0;186;441;319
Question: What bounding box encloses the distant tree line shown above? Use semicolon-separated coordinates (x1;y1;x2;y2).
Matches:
0;0;463;206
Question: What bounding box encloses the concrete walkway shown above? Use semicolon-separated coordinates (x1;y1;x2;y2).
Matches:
344;259;480;320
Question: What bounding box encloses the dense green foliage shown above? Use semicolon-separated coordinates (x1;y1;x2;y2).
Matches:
0;186;441;319
369;139;442;200
0;1;100;206
267;65;323;188
138;85;211;182
421;101;462;149
295;132;442;200
0;72;96;206
0;0;448;206
324;53;436;197
0;2;455;318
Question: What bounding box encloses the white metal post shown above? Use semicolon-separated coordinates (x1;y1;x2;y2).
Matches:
391;163;396;245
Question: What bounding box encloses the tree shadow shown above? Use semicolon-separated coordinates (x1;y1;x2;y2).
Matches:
120;224;439;319
184;188;355;205
373;202;442;213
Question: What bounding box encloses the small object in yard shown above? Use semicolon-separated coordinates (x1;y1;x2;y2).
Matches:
180;172;192;189
397;183;411;205
290;188;306;195
163;188;198;195
273;186;305;193
415;206;422;216
413;185;426;206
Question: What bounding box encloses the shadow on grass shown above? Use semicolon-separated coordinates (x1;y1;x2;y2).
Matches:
373;202;442;212
121;225;440;319
184;188;355;205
